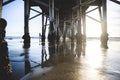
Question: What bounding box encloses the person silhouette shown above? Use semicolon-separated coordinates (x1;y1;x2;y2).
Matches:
0;18;7;42
0;42;13;80
0;18;13;80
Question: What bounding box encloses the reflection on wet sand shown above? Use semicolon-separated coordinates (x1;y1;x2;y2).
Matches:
6;38;120;80
0;42;12;80
23;44;31;75
29;40;108;80
41;41;86;67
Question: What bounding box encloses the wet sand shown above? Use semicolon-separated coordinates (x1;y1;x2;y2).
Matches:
1;38;120;80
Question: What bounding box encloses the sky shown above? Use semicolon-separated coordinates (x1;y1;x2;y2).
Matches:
2;0;42;37
2;0;120;37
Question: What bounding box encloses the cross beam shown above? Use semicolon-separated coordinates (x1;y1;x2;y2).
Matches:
2;0;15;6
110;0;120;5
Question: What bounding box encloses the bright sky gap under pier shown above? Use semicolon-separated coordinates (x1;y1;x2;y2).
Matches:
2;0;120;37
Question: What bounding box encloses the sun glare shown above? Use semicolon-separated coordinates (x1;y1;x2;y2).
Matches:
86;18;101;37
86;6;102;37
85;41;103;68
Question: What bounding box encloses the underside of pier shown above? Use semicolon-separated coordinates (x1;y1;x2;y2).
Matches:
2;0;119;48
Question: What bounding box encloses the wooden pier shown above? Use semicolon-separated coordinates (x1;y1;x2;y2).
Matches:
0;0;119;48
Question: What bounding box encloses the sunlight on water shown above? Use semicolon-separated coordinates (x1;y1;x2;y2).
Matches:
86;42;102;68
77;40;108;80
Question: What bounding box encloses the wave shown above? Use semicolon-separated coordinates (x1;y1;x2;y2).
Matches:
5;36;120;41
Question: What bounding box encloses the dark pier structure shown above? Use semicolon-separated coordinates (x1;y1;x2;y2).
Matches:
22;0;108;48
0;0;120;48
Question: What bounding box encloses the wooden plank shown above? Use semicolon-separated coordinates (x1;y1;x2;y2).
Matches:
0;0;2;18
2;0;15;6
110;0;120;5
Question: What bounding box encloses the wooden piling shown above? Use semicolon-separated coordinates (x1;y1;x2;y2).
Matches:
0;0;2;18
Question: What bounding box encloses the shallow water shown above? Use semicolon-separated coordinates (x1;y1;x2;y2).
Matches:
0;38;120;80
